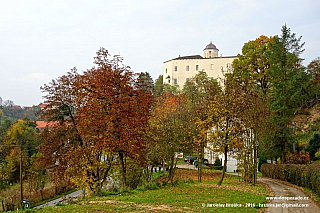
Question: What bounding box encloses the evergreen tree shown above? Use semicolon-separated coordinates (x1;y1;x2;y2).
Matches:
153;75;164;97
137;72;154;92
267;25;306;163
306;133;320;161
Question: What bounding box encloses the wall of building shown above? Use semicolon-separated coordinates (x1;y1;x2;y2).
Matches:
163;56;236;89
204;146;238;172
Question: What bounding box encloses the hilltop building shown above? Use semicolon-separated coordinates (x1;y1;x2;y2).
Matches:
163;42;237;89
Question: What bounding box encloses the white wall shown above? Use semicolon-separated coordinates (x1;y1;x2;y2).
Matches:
163;56;236;89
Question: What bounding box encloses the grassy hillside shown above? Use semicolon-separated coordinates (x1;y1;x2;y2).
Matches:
20;169;269;213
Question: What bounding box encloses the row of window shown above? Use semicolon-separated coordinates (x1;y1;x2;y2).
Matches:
171;78;189;85
165;63;231;73
171;77;214;85
174;65;199;72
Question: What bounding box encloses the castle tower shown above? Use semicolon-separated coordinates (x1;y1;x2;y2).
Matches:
203;41;219;58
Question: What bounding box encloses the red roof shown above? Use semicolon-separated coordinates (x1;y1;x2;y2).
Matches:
36;121;59;128
39;104;47;109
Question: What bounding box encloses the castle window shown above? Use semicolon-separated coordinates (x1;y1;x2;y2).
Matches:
166;68;167;73
174;66;177;71
173;79;177;84
196;65;199;71
186;65;189;71
211;64;214;70
186;78;190;82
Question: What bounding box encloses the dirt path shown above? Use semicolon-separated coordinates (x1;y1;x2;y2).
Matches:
258;178;320;213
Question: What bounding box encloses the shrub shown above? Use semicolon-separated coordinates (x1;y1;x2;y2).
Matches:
286;152;310;164
258;158;267;172
125;160;143;190
307;133;320;161
214;158;222;167
315;150;320;160
261;163;320;196
212;166;223;170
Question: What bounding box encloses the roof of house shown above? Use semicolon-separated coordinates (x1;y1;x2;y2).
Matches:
164;55;203;63
39;103;47;109
36;121;60;128
164;54;237;63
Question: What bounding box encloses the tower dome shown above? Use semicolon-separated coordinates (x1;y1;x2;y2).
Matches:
203;41;219;58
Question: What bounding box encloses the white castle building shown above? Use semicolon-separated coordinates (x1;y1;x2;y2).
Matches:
163;42;237;89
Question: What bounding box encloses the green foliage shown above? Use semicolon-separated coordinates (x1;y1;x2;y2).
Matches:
315;150;320;160
182;70;220;104
261;163;320;196
125;159;143;190
137;72;154;91
263;25;307;162
258;158;267;172
213;158;222;166
0;105;40;121
306;133;320;161
0;119;40;187
233;35;274;95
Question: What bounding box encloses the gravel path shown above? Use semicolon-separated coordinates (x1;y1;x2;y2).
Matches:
258;178;320;213
33;190;84;209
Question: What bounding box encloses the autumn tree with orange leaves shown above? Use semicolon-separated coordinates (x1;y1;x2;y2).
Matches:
39;48;152;192
148;92;194;182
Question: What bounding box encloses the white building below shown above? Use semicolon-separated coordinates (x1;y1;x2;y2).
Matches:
205;143;238;173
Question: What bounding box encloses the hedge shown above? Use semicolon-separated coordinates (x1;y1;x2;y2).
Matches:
260;163;320;196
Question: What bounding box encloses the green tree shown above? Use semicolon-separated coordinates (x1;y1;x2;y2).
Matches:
233;35;275;95
232;36;275;176
153;75;164;97
267;25;306;163
182;70;220;182
306;133;320;161
138;72;154;91
205;76;247;185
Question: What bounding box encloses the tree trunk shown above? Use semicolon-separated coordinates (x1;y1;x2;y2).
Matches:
253;143;257;185
118;151;126;191
218;144;228;185
281;137;287;163
198;139;205;183
40;189;44;201
168;155;176;182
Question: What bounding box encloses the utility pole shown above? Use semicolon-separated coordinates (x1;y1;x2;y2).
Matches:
20;147;23;203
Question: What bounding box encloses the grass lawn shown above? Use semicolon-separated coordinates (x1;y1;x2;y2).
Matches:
21;169;269;212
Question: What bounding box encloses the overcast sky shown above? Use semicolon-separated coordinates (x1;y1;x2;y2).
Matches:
0;0;319;106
